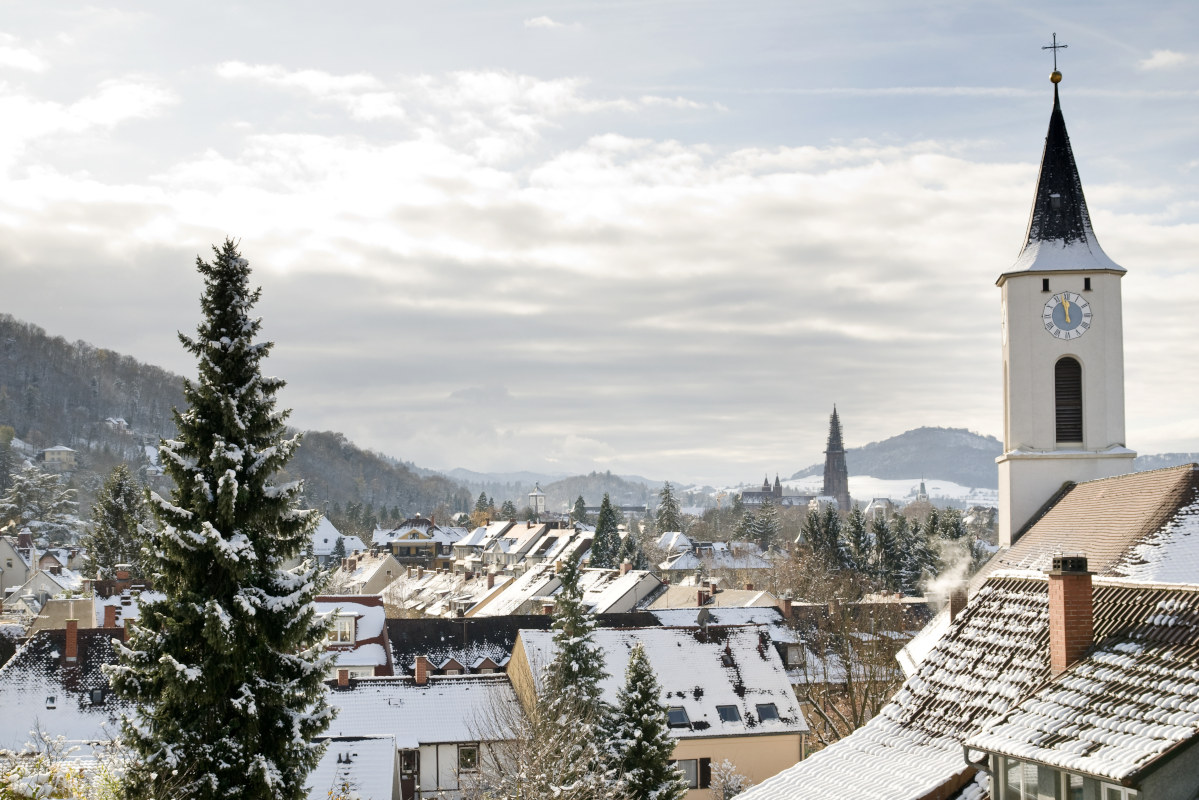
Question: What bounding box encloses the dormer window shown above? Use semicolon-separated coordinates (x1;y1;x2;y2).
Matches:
45;695;56;709
1050;192;1062;210
327;616;355;644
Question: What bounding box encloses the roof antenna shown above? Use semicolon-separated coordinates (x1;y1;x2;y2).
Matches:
1043;32;1067;83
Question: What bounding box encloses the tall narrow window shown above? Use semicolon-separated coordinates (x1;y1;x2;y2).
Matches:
1055;357;1083;442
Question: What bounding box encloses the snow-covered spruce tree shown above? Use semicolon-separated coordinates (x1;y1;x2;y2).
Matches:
83;463;151;579
107;240;331;800
572;494;589;525
654;482;682;535
591;493;621;568
607;643;687;800
843;505;871;574
542;556;616;799
500;498;518;519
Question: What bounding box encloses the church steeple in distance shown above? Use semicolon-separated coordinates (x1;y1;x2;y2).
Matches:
822;406;851;512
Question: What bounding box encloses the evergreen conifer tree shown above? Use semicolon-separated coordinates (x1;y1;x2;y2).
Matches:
871;514;902;592
591;493;621;568
499;499;518;519
474;492;490;514
654;482;682;534
83;464;150;579
107;240;331;800
331;535;347;562
543;556;613;797
749;499;781;550
844;505;871;573
608;643;688;800
572;495;589;525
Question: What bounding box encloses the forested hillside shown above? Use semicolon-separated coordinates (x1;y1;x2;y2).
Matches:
0;314;470;519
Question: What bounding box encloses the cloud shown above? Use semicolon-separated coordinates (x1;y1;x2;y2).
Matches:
0;33;46;72
524;16;580;31
1138;50;1196;70
0;78;175;172
217;60;404;120
3;65;1198;484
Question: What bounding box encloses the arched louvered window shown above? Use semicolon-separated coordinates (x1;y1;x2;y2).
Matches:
1055;357;1083;443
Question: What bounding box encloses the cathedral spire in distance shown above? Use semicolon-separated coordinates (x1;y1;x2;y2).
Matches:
822;406;851;512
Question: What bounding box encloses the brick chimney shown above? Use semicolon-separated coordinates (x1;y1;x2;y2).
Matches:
337;668;350;688
542;602;554;615
620;560;632;575
415;656;430;685
114;569;131;582
709;580;719;595
65;619;78;663
487;571;495;589
745;582;755;592
1048;554;1093;678
103;605;117;628
949;583;968;622
697;589;710;606
779;594;793;620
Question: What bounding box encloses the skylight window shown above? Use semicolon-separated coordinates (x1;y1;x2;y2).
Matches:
717;705;740;723
756;703;779;722
667;707;690;728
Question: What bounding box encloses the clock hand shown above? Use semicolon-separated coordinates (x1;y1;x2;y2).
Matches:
1062;295;1071;324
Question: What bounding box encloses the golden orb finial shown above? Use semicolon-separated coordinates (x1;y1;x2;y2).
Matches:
1050;70;1062;84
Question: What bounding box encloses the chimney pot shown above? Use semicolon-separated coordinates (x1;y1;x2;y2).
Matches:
415;656;430;685
542;602;554;615
65;619;78;662
337;668;350;687
949;583;968;622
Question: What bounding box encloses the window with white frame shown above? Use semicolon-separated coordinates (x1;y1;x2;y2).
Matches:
326;615;355;644
1101;785;1138;800
673;759;698;789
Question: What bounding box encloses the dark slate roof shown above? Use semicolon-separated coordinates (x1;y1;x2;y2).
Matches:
0;628;127;751
738;575;1199;800
1006;84;1124;275
968;582;1199;782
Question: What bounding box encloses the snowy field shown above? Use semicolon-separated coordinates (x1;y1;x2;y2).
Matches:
786;475;998;507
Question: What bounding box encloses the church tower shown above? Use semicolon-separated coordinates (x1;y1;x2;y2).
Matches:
822;406;851;512
997;70;1136;545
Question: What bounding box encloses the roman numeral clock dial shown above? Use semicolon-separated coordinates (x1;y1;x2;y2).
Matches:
1043;292;1092;339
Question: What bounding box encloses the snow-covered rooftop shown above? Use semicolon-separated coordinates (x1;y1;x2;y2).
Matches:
519;626;807;739
308;735;397;800
325;674;521;747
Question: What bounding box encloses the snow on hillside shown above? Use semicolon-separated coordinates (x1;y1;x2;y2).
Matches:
787;475;998;507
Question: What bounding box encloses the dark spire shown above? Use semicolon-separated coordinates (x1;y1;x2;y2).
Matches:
1010;74;1123;274
822;406;850;512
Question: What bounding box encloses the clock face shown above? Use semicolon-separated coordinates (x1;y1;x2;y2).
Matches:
1043;292;1092;340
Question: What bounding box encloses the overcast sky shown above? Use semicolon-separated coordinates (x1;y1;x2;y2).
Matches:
2;1;1197;486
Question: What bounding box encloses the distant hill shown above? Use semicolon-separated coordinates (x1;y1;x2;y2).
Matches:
1134;453;1199;471
790;427;1004;489
445;468;668;508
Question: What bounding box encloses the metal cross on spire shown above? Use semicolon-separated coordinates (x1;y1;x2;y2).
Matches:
1043;32;1068;71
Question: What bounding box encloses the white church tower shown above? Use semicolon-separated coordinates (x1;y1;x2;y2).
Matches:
997;69;1136;546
